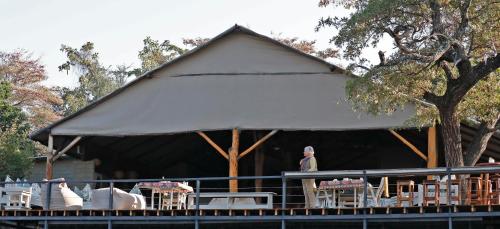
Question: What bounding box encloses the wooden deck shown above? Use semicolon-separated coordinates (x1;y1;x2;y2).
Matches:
3;205;500;218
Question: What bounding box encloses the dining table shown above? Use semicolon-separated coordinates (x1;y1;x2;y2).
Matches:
317;178;368;208
138;181;193;210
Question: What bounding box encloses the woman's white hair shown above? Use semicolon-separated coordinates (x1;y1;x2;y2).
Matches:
304;146;314;154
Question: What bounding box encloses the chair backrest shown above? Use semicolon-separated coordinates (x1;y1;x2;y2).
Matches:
0;187;4;204
375;177;386;199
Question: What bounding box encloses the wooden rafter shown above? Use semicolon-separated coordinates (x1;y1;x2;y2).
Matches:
196;131;229;159
51;136;82;162
389;130;428;161
238;130;278;160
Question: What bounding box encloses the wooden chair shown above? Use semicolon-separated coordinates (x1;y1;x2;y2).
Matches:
488;175;500;205
466;177;483;205
162;191;187;210
358;177;387;207
397;180;414;207
338;189;357;208
4;186;32;210
315;188;333;208
445;179;461;205
422;180;440;206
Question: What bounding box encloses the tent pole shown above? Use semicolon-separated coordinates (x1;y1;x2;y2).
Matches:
46;135;54;180
229;128;239;192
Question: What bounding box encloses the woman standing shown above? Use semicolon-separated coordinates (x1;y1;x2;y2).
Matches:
300;146;317;208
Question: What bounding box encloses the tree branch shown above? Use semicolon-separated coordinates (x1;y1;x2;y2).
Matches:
429;0;445;35
440;62;455;80
384;28;433;62
423;91;441;106
471;53;500;81
454;0;471;39
464;113;500;166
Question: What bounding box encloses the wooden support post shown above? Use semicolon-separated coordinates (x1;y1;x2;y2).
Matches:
427;126;438;168
46;135;54;180
427;126;438;179
229;128;239;192
197;128;276;193
45;136;82;180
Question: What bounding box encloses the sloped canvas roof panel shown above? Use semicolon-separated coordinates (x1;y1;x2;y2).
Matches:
156;33;335;77
31;25;415;142
49;73;415;136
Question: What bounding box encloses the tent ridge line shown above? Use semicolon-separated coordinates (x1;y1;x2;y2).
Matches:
157;72;336;78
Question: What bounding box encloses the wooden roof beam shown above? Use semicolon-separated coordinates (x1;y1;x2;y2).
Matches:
238;130;278;160
197;131;229;160
389;130;428;161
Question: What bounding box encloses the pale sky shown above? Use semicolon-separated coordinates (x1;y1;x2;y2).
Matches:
1;0;387;87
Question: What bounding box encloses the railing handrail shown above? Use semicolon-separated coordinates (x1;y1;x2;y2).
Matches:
0;175;283;185
283;166;500;179
3;166;500;185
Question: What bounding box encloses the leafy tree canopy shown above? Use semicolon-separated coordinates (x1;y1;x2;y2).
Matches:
0;50;62;128
0;82;35;178
317;0;500;166
56;42;132;115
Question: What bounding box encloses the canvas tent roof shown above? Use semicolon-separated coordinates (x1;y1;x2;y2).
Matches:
30;25;415;145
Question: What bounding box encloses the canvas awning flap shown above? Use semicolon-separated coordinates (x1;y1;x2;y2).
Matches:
48;73;414;136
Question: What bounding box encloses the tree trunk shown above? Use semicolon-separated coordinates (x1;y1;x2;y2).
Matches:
440;109;464;167
463;115;500;166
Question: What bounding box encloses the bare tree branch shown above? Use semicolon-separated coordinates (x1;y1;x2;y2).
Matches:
454;0;472;39
429;0;445;34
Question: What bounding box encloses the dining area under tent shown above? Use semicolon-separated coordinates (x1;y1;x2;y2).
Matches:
12;25;500;228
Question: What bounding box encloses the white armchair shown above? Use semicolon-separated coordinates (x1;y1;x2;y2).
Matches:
91;187;146;210
41;178;83;210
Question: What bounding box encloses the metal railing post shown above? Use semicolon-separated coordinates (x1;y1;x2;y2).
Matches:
195;179;200;229
363;170;368;229
363;170;368;207
45;181;51;210
447;167;452;206
281;174;287;209
447;167;453;229
109;182;114;210
281;173;287;229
